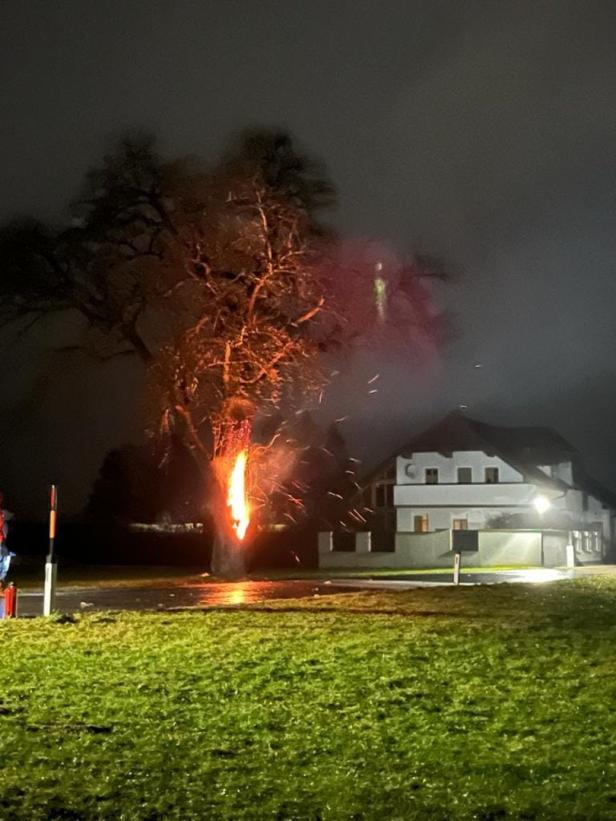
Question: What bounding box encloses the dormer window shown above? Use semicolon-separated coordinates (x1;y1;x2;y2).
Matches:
485;467;499;484
457;467;472;483
425;468;439;484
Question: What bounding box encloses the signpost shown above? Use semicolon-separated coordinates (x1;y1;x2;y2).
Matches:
451;529;479;585
43;484;58;616
453;551;462;585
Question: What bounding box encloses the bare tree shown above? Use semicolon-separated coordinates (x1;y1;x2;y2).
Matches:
0;129;444;576
0;130;339;574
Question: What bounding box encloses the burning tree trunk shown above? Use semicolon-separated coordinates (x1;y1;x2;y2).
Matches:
209;415;252;578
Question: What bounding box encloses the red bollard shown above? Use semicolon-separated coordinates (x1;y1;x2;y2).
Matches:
2;583;17;618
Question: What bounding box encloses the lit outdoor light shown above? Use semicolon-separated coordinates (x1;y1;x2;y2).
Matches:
533;495;552;514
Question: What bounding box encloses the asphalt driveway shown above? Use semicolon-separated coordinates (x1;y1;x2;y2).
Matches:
14;579;354;617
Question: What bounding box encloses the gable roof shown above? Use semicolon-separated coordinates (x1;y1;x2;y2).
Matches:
572;467;616;511
398;411;616;504
357;411;616;511
400;410;576;465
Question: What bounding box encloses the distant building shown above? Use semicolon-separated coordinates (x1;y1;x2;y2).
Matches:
320;411;616;568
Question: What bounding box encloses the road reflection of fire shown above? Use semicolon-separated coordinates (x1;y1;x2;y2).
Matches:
227;584;248;606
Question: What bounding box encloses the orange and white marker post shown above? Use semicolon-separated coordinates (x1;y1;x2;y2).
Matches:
43;484;58;616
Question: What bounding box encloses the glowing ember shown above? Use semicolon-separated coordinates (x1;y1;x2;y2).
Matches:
228;449;250;540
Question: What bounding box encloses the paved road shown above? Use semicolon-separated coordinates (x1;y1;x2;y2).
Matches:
11;566;610;617
355;568;573;586
14;580;354;617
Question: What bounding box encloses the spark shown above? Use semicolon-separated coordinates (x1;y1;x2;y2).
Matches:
348;509;367;524
367;373;380;384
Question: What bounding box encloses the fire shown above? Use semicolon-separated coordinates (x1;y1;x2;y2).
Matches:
227;449;250;540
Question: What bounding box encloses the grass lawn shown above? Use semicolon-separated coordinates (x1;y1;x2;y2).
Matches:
1;580;615;819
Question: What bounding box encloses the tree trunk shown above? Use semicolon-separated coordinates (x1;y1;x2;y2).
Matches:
210;524;246;578
177;407;252;579
207;470;247;579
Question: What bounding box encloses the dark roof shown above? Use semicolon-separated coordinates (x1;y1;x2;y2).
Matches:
572;467;616;511
358;412;616;510
400;411;576;466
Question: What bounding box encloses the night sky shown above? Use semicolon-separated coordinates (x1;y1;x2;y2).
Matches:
2;0;616;516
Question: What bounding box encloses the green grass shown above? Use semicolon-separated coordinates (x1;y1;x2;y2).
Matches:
1;579;616;819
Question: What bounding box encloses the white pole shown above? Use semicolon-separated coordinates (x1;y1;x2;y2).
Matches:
43;561;57;616
43;484;58;616
453;551;462;585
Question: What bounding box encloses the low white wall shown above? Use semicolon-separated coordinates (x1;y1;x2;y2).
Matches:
474;531;542;566
318;529;549;568
395;531;453;567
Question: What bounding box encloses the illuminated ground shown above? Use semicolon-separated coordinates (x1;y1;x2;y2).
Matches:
11;565;614;617
1;578;615;819
14;579;353;616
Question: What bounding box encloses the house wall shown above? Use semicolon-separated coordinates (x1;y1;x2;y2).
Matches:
397;451;524;485
392;451;612;551
397;505;529;532
552;490;610;554
395;482;540;509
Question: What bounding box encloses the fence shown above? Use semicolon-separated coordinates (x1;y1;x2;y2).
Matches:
318;528;603;569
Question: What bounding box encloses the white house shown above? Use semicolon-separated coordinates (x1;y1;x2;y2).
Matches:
319;411;616;568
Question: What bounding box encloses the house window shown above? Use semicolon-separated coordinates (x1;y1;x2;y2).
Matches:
582;493;589;512
457;467;472;484
414;514;429;533
485;467;499;484
425;468;439;484
452;518;468;530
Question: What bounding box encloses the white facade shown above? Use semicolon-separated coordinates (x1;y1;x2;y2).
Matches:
391;449;610;556
322;413;615;568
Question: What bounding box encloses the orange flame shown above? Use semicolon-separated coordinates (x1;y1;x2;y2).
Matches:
228;449;250;540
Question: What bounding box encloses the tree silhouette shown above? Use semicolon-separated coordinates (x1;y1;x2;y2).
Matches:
0;128;444;576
